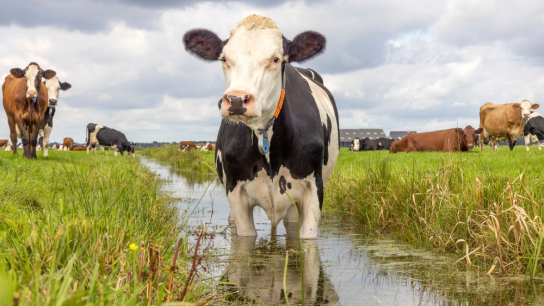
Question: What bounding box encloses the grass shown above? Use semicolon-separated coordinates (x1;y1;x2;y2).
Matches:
0;149;215;305
140;148;216;179
325;146;544;276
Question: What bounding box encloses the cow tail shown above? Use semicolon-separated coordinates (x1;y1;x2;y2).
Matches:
86;125;90;146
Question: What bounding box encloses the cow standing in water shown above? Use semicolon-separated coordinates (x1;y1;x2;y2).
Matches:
183;15;339;239
2;63;57;158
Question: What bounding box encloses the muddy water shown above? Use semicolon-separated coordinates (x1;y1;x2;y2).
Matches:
141;157;544;305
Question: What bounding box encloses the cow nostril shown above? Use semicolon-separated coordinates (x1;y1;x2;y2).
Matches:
243;95;250;104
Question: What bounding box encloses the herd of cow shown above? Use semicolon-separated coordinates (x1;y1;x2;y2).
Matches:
1;62;137;157
349;100;544;153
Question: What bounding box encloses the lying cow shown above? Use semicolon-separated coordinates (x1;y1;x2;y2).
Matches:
389;125;482;153
73;145;87;151
179;141;197;151
0;139;8;148
86;123;135;156
201;142;215;151
350;137;372;151
479;100;539;151
63;137;74;151
523;116;544;146
183;14;339;239
371;138;395;150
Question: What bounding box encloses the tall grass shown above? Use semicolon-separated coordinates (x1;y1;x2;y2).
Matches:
325;146;544;275
0;150;214;305
140;148;216;176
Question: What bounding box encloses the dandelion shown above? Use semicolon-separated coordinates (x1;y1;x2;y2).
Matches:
129;243;138;251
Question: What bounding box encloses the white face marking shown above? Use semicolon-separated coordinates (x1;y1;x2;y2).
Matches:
25;65;40;98
221;26;284;130
520;100;536;119
353;138;360;151
45;77;61;107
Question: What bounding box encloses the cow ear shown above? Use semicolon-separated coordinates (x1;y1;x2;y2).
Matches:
475;128;483;134
531;103;540;109
286;31;326;63
10;68;24;78
43;70;56;80
60;82;72;91
183;29;225;62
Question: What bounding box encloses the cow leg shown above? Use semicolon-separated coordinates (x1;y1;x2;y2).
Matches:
14;116;30;157
407;139;417;152
506;135;514;151
283;205;299;238
7;117;17;155
42;125;52;157
228;190;257;236
86;144;91;154
29;123;39;159
297;180;322;239
539;140;542;151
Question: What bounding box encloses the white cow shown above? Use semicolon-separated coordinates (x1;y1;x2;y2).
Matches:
4;145;12;151
525;112;543;151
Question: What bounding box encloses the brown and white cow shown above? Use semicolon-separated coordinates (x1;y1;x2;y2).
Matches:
73;145;87;151
389;125;482;153
200;142;215;151
479;100;539;151
2;62;56;158
63;137;74;151
179;141;197;151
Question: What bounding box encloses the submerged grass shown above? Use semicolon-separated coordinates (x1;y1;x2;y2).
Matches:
0;150;215;305
325;146;544;276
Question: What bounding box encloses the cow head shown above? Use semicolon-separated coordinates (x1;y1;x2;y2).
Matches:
352;138;360;151
44;76;71;108
459;125;483;150
183;14;326;130
10;62;56;99
520;100;539;120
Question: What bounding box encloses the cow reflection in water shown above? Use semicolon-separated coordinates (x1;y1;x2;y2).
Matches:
221;225;338;304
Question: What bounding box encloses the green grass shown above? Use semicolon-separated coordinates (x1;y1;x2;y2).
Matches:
324;146;544;275
0;150;214;305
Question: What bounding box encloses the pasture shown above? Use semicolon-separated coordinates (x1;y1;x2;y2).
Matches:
0;150;213;305
326;146;544;275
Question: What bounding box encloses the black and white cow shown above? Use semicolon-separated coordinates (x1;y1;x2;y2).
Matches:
183;14;339;239
350;137;372;151
370;138;395;150
86;123;135;156
523;116;544;145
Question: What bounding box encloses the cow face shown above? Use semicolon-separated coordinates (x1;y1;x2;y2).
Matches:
10;62;56;99
352;138;360;151
183;14;326;130
520;100;540;119
44;76;71;108
461;125;483;150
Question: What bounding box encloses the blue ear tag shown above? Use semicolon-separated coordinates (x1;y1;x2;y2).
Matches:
32;98;36;103
258;131;269;154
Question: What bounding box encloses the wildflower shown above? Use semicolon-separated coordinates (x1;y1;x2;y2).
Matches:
129;243;138;251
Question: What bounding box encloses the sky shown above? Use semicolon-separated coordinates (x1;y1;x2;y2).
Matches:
2;0;544;143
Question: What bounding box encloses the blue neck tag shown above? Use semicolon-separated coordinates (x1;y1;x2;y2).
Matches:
32;98;36;103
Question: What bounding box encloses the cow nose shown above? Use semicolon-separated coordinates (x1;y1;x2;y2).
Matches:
27;90;37;97
49;99;57;106
223;91;253;116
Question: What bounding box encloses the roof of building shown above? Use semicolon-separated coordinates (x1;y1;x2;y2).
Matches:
389;131;417;140
339;129;386;141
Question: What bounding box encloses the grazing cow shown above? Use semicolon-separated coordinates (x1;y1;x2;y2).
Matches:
201;142;215;151
524;112;543;151
63;137;74;151
73;145;86;151
479;100;539;151
178;141;197;151
2;62;57;158
523;116;544;146
370;137;395;150
183;14;339;239
389;125;482;153
0;140;7;147
86;123;135;156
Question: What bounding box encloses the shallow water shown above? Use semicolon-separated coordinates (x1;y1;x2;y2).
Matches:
141;157;544;305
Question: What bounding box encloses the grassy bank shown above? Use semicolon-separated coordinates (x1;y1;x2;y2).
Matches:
325;146;544;276
0;150;213;305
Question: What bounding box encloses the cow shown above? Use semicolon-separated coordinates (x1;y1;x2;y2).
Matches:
179;141;197;151
183;14;339;239
51;144;58;150
40;77;71;157
73;145;87;151
389;125;482;153
63;137;74;151
201;142;215;151
86;123;135;156
0;140;8;148
523;116;544;147
2;62;57;158
479;100;539;151
370;137;395;150
349;137;372;151
57;145;64;151
523;112;543;151
4;144;12;151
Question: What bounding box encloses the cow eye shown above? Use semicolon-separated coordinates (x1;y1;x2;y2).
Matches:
220;57;226;63
272;57;280;63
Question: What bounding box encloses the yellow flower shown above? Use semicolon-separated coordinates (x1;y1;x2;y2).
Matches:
129;243;138;251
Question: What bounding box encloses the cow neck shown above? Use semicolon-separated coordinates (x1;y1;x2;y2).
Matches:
257;63;286;155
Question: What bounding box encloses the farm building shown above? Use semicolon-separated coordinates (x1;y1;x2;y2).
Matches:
389;130;417;140
339;129;386;147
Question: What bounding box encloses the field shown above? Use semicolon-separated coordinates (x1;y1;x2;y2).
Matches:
326;146;544;276
0;150;214;305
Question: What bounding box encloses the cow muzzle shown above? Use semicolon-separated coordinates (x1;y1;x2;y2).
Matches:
49;99;57;107
221;91;255;118
27;90;37;98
